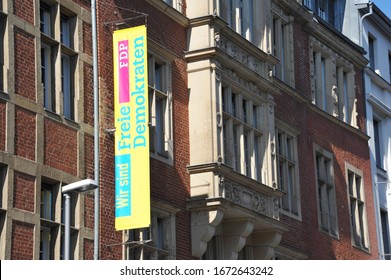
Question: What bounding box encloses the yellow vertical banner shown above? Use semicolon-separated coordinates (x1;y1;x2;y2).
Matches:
113;26;150;230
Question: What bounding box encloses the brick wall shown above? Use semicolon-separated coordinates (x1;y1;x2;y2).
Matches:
83;238;94;260
11;221;34;260
44;118;78;176
13;0;34;25
275;21;377;259
13;171;35;212
14;28;35;101
15;106;36;161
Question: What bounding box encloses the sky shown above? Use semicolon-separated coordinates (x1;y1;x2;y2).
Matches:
372;0;391;19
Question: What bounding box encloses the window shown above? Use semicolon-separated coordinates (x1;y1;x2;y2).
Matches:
312;51;328;111
381;210;391;260
40;226;56;260
162;0;183;13
40;2;78;120
40;181;60;260
60;12;77;120
347;166;368;250
219;0;254;42
148;54;172;161
302;0;344;30
39;180;78;260
222;85;262;181
272;8;294;86
373;118;383;169
124;209;176;260
368;34;376;70
336;65;355;126
40;3;52;37
276;127;300;217
0;164;6;209
41;183;55;220
311;40;357;126
60;15;71;48
61;54;75;120
41;43;56;112
0;12;6;92
315;146;338;237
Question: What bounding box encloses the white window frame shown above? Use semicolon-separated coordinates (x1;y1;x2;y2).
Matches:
346;163;369;250
222;84;263;181
276;124;301;219
336;63;356;126
219;0;254;42
148;53;173;164
272;7;294;86
314;145;338;237
312;51;329;111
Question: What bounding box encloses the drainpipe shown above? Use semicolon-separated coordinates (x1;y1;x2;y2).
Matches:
359;2;373;46
91;0;100;260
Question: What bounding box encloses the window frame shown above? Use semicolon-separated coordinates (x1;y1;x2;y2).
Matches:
271;6;294;86
368;33;376;71
41;43;56;112
219;0;254;42
162;0;183;13
336;61;355;126
221;84;263;181
276;124;301;219
148;52;173;164
61;53;76;120
0;164;6;209
314;145;338;238
40;2;79;121
373;117;384;169
345;163;369;251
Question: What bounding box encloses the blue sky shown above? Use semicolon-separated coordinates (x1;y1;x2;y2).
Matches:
373;0;391;19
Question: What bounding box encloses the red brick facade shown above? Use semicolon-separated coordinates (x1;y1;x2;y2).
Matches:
11;222;34;260
14;28;35;101
275;20;378;259
15;107;36;161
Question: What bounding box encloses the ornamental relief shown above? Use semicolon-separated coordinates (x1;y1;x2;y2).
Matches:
220;178;279;219
217;34;264;76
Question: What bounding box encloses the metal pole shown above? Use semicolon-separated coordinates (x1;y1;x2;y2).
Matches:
91;0;100;260
64;193;71;260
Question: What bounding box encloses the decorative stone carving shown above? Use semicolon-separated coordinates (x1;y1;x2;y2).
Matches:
220;178;279;219
218;35;264;77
